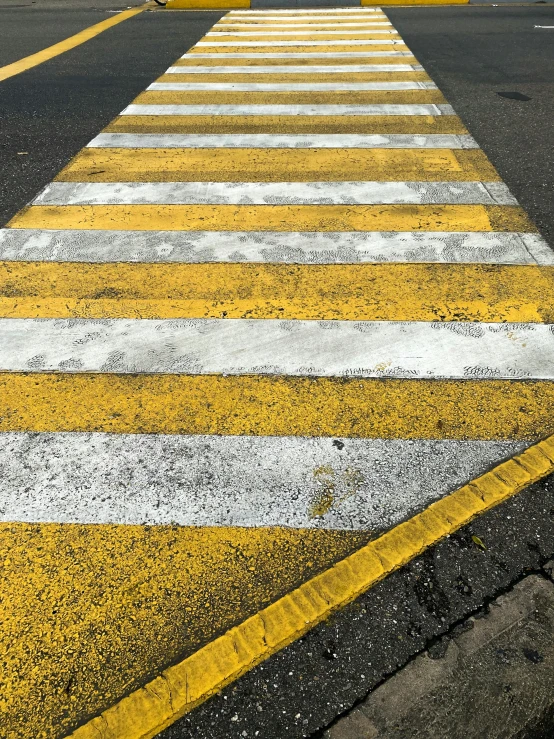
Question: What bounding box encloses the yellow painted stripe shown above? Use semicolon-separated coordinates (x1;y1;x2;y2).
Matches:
55;148;497;182
2;261;551;320
188;45;409;54
10;203;530;233
172;57;419;67
198;34;403;41
167;0;249;7
104;114;469;134
133;89;446;105
1;374;553;438
68;435;550;739
0;5;144;83
157;72;433;83
2;523;365;739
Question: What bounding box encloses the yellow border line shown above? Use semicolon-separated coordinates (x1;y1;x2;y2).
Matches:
67;434;554;739
0;5;146;83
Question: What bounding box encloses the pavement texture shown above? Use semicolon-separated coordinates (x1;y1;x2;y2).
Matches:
324;571;554;739
0;5;553;739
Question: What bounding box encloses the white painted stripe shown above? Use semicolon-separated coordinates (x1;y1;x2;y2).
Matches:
148;81;436;92
1;319;553;379
0;432;526;530
167;64;424;73
121;104;455;116
205;30;397;35
34;182;514;207
180;52;415;58
2;230;549;265
218;16;391;22
228;9;386;13
214;23;393;28
195;41;403;46
87;133;478;149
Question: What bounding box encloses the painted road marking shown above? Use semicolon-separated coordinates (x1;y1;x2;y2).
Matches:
0;317;552;378
215;23;395;27
3;7;554;739
0;432;526;529
35;181;515;205
165;64;425;71
1;229;550;265
121;103;456;115
0;5;144;83
147;81;438;90
86;133;479;148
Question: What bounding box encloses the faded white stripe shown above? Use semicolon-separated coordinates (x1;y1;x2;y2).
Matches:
86;133;478;149
1;230;550;265
121;103;455;116
148;81;436;91
180;52;415;58
1;319;553;379
0;432;526;530
205;30;397;36
34;182;515;207
167;64;423;73
214;22;393;28
194;40;403;46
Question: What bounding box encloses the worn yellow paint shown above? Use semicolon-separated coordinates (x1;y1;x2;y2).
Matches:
0;5;145;83
56;146;495;182
172;56;418;67
68;436;553;739
134;89;445;106
157;72;433;83
166;0;249;7
1;374;553;439
105;114;469;134
0;261;551;321
198;33;402;41
10;203;532;233
188;45;409;54
215;18;389;25
1;523;367;739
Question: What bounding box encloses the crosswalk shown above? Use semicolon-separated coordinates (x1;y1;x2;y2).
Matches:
2;7;554;739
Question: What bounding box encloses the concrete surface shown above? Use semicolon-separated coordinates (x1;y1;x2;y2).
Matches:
324;574;554;739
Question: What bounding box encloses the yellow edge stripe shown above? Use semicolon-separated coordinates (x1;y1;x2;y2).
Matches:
67;435;554;739
187;45;409;54
0;5;145;83
55;148;496;182
171;57;418;66
2;375;554;438
104;115;469;134
10;204;533;234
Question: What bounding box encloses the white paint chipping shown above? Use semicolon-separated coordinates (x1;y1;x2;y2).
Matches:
121;103;455;116
34;182;515;207
1;319;553;379
180;52;416;58
86;133;478;149
205;30;397;36
195;40;403;46
167;64;423;73
214;23;393;28
1;230;550;265
0;433;527;530
147;81;437;92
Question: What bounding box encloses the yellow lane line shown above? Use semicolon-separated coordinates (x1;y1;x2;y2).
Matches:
133;89;446;105
0;5;145;83
104;114;469;134
3;523;367;739
10;203;533;233
67;435;554;739
54;147;496;182
0;261;550;321
1;374;553;438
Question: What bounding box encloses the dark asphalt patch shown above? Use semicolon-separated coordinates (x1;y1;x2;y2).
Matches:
0;10;223;227
385;6;554;248
158;474;554;739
